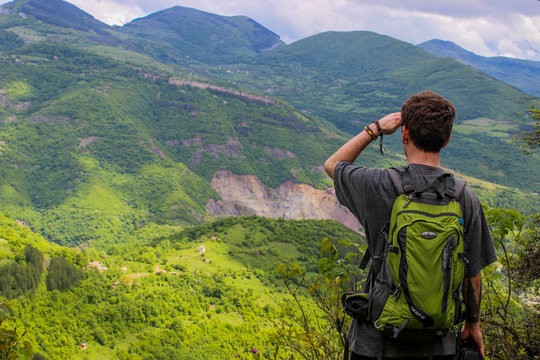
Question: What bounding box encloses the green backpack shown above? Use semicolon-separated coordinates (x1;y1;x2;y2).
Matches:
344;167;468;340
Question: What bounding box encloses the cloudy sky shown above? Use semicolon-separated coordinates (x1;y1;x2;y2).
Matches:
2;0;540;60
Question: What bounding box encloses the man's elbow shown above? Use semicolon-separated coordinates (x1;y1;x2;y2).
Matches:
324;158;336;179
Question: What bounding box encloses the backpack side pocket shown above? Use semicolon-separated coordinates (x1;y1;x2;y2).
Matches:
369;272;392;321
342;292;370;321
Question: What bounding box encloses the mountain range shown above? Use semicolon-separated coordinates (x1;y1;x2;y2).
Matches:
418;39;540;96
0;0;538;248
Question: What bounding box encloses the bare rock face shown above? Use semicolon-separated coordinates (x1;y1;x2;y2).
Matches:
206;170;361;232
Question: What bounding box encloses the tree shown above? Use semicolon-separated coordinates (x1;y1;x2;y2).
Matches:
0;246;43;299
517;104;540;152
274;238;366;359
46;257;84;292
513;214;540;289
0;301;33;360
480;208;539;359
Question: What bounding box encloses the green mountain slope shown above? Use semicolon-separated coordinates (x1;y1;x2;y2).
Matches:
213;31;540;192
5;2;540;192
246;31;531;130
0;35;354;245
0;2;537;250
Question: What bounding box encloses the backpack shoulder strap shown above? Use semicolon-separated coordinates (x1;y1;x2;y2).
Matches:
453;177;467;234
359;166;406;271
454;178;467;199
388;166;410;194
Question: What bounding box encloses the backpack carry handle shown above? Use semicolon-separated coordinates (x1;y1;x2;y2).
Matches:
402;168;456;199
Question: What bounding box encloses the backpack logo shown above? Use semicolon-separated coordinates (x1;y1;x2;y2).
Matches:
421;231;437;239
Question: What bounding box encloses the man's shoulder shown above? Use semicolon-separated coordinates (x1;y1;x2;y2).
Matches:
334;162;398;199
335;162;393;182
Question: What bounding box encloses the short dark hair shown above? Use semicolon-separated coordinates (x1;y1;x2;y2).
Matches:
401;90;456;153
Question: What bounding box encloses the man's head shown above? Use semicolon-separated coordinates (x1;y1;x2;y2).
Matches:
401;90;456;153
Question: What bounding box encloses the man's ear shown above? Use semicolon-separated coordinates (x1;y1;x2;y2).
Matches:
402;126;409;144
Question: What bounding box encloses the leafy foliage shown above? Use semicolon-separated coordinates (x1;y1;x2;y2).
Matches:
0;301;34;360
517;104;540;153
481;208;540;359
274;237;365;359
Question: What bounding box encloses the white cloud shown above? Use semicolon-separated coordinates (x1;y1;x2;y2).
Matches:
207;0;540;60
69;0;145;25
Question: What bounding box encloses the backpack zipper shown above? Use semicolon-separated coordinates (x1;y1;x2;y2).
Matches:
441;236;455;313
403;193;415;208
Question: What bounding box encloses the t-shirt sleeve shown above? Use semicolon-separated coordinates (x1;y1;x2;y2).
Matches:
333;161;397;230
462;188;497;276
333;161;365;220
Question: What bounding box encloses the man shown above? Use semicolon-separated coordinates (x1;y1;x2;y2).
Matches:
324;90;497;359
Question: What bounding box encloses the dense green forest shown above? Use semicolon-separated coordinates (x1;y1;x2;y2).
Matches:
0;214;366;359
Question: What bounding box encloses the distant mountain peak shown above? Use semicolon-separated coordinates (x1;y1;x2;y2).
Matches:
2;0;110;34
120;5;283;64
417;39;477;61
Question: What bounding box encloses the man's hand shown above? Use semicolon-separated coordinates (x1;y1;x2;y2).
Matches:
377;112;402;135
461;322;485;358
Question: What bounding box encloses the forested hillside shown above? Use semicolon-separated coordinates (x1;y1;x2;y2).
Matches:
0;36;363;245
0;213;364;359
209;31;540;193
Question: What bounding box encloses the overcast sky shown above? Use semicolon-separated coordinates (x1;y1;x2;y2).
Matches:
2;0;540;61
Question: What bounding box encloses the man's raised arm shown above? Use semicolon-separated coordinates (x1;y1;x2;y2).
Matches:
324;112;402;178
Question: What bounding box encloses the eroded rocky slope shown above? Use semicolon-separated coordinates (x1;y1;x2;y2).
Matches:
206;170;361;231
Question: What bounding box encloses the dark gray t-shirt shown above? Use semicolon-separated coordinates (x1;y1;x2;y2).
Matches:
334;161;497;357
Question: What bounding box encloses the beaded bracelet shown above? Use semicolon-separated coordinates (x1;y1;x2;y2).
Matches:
364;125;377;140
